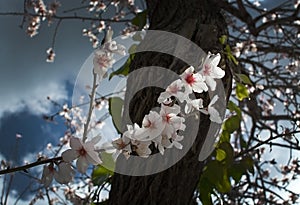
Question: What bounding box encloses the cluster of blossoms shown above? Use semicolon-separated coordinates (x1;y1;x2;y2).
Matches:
40;32;225;186
26;0;61;37
88;0;107;12
41;136;102;186
93;27;126;78
40;30;125;187
111;52;225;159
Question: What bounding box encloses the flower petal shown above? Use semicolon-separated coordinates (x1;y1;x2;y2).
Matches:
86;151;102;165
62;149;78;162
208;107;222;124
76;156;89;174
70;137;83;150
205;76;217;91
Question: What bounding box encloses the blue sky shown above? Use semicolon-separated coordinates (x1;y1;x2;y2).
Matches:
0;1;96;203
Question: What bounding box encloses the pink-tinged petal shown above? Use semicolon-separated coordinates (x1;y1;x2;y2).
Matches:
169;116;185;130
192;81;208;93
41;165;54;187
162;124;175;138
183;84;193;94
157;91;171;104
210;53;221;67
86;151;102;165
62;149;78;162
205;76;217;91
70;137;83;150
77;156;89;174
180;66;194;79
112;138;124;150
140;111;164;141
208;107;222;124
166;79;184;94
90;135;102;145
212;66;225;79
135;142;151;157
83;141;95;152
54;162;74;184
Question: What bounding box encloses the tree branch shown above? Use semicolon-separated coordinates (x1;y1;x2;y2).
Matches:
0;157;62;175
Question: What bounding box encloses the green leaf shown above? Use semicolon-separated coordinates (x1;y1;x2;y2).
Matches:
132;33;143;42
199;178;213;205
101;152;115;172
108;97;124;134
131;10;147;30
229;156;254;182
236;82;249;101
228;162;246;182
225;45;239;65
109;54;134;80
219;130;230;143
242;156;254;175
219;35;227;45
128;44;137;54
92;165;113;186
217;142;234;165
236;74;253;85
201;161;231;193
227;101;241;118
216;148;226;162
223;115;241;133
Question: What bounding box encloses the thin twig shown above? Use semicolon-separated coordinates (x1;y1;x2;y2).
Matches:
83;72;98;142
0;157;62;175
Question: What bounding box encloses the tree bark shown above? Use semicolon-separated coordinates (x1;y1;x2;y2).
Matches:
108;0;232;204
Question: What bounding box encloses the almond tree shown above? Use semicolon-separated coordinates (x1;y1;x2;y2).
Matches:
0;0;299;204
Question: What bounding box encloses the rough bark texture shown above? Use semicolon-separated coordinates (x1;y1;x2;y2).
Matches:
108;0;232;204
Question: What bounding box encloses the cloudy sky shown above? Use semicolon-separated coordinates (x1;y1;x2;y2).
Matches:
0;0;295;204
0;1;97;203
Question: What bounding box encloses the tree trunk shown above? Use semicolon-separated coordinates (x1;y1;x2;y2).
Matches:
108;0;231;204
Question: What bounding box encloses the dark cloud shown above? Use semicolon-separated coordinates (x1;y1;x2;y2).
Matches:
0;0;96;201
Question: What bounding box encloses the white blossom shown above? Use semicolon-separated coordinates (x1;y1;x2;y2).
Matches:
180;66;208;94
62;136;102;173
199;52;225;91
157;79;187;104
200;95;222;124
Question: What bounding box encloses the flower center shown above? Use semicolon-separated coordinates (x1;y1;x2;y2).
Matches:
185;74;195;85
203;64;211;76
79;147;87;156
164;114;171;123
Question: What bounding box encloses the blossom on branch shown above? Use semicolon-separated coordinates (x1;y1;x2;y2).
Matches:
54;162;75;184
157;79;186;104
41;162;74;186
199;52;225;91
160;104;185;138
112;136;132;160
199;95;222;124
180;66;208;94
62;136;102;173
93;50;115;79
185;98;204;114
